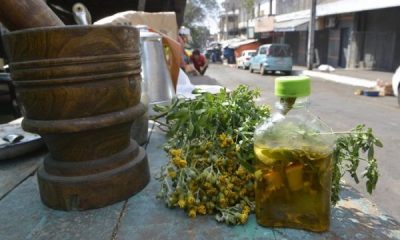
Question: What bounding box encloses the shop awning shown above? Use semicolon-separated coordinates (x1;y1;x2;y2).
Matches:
274;18;308;32
228;39;258;49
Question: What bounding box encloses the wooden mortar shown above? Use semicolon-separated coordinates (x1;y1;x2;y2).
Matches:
3;25;150;210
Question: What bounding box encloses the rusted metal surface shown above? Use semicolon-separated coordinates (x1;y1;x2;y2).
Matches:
0;118;44;160
0;124;399;239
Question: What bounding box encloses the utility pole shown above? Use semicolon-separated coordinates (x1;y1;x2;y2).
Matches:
307;0;316;70
225;13;228;40
269;0;273;16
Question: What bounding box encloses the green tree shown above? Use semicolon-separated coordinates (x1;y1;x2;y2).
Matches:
183;0;219;49
190;26;210;49
221;0;241;12
183;0;219;26
242;0;255;19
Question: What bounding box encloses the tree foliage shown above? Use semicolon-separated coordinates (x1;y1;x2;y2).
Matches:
190;26;210;49
241;0;255;16
183;0;219;49
221;0;241;11
183;0;219;26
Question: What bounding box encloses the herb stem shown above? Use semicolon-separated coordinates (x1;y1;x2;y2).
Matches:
311;130;371;135
280;97;297;115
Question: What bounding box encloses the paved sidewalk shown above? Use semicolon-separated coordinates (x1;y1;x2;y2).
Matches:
294;66;394;88
190;66;387;89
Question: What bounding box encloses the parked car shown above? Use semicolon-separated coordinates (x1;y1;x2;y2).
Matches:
249;44;293;75
237;50;256;69
392;66;400;106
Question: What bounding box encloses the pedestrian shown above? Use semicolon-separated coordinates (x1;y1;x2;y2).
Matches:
211;51;216;63
178;28;190;68
190;49;208;75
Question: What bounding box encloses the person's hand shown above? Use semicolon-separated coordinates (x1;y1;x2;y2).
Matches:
184;64;200;76
184;64;192;73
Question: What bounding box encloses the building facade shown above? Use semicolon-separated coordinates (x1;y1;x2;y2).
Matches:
219;0;276;41
219;0;241;41
218;0;400;71
219;9;239;41
274;0;400;71
253;0;276;42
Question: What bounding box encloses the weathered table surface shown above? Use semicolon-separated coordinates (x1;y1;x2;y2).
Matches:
0;123;399;240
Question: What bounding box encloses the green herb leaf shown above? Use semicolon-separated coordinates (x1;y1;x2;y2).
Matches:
331;124;382;205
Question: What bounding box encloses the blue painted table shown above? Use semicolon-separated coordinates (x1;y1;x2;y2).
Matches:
0;123;399;240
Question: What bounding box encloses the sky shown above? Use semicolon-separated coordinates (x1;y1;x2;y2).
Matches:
205;0;224;34
205;16;220;34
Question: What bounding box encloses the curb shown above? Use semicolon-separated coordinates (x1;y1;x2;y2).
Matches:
295;70;376;88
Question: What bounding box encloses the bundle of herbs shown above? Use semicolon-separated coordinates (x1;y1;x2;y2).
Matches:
154;85;382;225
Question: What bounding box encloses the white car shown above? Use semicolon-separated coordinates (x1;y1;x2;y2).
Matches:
392;66;400;106
237;50;256;70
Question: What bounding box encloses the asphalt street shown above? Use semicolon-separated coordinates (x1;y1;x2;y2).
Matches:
191;63;400;222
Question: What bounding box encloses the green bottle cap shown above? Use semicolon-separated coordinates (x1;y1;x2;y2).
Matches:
274;76;311;97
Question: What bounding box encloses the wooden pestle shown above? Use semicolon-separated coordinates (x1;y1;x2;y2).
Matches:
0;0;64;31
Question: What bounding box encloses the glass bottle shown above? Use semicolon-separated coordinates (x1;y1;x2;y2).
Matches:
253;76;335;232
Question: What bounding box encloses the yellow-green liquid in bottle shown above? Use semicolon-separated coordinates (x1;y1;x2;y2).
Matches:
254;144;332;232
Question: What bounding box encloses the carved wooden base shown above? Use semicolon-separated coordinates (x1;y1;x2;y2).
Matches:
37;141;150;210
